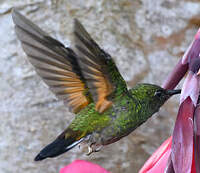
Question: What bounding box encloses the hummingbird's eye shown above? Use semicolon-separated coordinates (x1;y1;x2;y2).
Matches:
154;90;162;97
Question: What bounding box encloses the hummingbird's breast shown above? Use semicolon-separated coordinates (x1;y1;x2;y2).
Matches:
89;92;160;146
89;94;141;146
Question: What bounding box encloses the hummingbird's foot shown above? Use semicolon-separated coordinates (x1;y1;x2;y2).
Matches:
86;143;102;156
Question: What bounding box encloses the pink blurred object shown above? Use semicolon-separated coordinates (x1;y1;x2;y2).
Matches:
59;160;110;173
139;137;172;173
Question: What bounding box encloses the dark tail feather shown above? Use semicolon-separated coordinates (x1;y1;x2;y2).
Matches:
34;135;83;161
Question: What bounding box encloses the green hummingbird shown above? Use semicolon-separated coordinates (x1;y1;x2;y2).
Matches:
12;9;181;161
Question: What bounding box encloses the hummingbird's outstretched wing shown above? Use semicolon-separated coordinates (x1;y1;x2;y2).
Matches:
12;9;91;113
74;19;127;113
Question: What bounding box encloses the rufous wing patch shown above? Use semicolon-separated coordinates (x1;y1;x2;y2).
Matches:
74;19;115;113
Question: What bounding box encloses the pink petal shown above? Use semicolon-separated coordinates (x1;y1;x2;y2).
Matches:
162;59;188;90
186;39;200;63
188;57;200;74
182;28;200;64
180;72;200;106
139;137;172;173
146;149;171;173
194;28;200;40
182;39;195;64
164;156;175;173
194;106;200;173
192;145;196;173
171;97;195;173
60;160;110;173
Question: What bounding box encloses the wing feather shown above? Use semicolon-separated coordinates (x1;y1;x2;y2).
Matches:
74;19;127;113
12;9;90;113
12;9;127;114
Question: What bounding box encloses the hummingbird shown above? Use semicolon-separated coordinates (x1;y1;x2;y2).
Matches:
12;9;181;161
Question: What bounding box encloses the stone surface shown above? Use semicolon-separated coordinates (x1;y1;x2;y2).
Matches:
0;0;200;172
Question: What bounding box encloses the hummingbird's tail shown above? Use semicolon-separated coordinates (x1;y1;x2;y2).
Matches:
34;129;84;161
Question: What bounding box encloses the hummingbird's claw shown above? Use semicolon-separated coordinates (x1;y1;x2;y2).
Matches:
94;145;102;152
86;143;102;156
86;146;93;156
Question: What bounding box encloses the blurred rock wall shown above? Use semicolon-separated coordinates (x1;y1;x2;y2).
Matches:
0;0;200;172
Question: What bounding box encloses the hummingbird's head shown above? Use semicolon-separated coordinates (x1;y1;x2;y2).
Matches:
129;83;181;109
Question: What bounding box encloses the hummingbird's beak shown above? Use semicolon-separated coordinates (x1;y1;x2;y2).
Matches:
166;89;181;96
